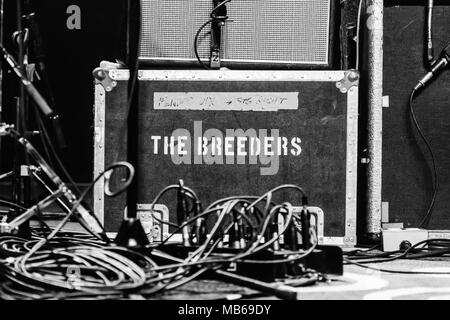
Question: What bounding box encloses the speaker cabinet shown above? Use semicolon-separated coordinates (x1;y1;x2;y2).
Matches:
140;0;338;69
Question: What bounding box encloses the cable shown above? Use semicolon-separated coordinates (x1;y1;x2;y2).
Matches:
210;0;232;19
6;127;109;239
153;206;226;249
345;239;450;265
237;223;318;265
155;197;313;272
0;199;26;211
409;89;438;228
194;19;213;70
186;200;239;263
28;88;98;233
0;183;320;300
148;183;201;229
344;258;450;275
344;244;380;257
194;0;232;70
206;184;307;211
103;161;135;198
355;0;364;70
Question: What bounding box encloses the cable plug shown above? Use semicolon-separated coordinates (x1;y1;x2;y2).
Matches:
283;220;298;251
230;221;241;249
270;220;280;251
301;207;312;250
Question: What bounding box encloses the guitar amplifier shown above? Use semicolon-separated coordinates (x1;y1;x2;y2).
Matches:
93;68;359;246
139;0;338;69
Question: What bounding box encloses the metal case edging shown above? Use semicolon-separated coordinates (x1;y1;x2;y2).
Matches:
93;70;358;247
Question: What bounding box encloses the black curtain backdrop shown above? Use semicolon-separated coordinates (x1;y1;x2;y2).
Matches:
383;3;450;229
1;0;127;183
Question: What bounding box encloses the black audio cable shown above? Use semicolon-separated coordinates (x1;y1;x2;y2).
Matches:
343;239;450;265
194;19;214;70
148;183;201;229
409;89;438;228
149;198;317;269
355;0;365;70
0;183;318;300
343;258;450;275
154;184;308;251
194;0;232;70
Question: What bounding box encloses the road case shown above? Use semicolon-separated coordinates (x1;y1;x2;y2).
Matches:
93;68;359;246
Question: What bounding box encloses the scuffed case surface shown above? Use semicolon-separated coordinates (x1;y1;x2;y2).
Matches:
95;72;356;242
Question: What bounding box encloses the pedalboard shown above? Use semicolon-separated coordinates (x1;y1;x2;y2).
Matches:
149;244;343;282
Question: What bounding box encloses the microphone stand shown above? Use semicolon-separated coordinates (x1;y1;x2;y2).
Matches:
210;0;228;69
0;0;19;219
0;123;109;241
0;1;65;237
0;0;4;173
114;0;148;248
10;0;31;238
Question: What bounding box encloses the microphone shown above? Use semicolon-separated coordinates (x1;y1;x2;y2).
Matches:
12;29;29;48
1;44;66;148
414;41;450;92
0;44;52;115
210;0;228;69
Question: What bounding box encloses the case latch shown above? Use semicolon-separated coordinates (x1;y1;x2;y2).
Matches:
336;70;360;94
93;61;123;92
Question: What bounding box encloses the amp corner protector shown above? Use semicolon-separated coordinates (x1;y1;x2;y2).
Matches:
93;60;125;92
336;69;360;94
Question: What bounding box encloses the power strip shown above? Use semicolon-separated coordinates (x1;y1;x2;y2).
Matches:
382;228;450;252
150;243;343;282
382;228;428;251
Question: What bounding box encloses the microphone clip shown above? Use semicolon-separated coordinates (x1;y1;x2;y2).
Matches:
414;41;450;92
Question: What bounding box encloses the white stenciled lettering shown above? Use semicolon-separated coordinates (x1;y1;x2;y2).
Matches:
149;121;303;176
151;136;161;154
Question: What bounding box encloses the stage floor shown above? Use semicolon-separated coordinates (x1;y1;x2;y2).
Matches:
150;258;450;300
18;220;450;300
